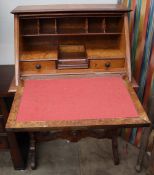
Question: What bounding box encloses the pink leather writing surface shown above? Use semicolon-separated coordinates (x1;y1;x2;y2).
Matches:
17;76;138;122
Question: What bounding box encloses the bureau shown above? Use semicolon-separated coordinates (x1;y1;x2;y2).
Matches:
6;4;150;170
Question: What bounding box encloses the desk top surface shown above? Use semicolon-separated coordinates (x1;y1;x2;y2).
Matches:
6;76;150;131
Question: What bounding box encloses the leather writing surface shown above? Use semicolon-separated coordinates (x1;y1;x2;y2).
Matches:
17;77;138;122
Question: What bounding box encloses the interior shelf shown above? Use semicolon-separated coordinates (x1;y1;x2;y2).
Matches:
20;48;125;62
87;49;125;59
22;33;123;37
20;49;57;61
20;16;124;36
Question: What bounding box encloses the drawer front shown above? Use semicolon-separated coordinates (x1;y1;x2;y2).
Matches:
20;61;56;73
0;136;9;149
90;59;125;69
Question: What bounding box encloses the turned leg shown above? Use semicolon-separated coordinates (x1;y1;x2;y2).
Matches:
7;132;25;170
29;133;37;170
112;130;120;165
136;126;152;172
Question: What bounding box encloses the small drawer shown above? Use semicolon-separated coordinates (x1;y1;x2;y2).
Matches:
0;135;9;149
20;61;56;73
90;59;125;69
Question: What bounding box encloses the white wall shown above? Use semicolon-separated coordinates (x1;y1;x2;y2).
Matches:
0;0;118;65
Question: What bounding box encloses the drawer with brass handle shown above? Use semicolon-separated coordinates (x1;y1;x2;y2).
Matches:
90;59;125;69
20;61;56;73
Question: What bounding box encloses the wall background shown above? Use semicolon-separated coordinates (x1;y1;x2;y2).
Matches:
0;0;117;65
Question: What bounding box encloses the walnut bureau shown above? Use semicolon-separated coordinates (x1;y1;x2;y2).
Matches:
6;4;150;170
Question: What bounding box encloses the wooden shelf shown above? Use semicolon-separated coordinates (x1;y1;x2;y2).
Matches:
19;48;125;61
87;49;125;59
20;50;57;61
22;33;123;37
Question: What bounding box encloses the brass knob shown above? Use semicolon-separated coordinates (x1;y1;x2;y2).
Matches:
35;64;41;69
104;62;111;68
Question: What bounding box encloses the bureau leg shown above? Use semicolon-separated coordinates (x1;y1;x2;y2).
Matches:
112;130;119;165
7;132;25;170
29;133;37;170
136;126;152;172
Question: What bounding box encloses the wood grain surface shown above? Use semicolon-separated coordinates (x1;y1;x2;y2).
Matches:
12;4;131;14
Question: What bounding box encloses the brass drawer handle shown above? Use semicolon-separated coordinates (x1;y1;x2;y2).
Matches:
104;62;111;68
35;64;42;69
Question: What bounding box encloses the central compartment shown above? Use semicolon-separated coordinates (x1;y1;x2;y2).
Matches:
57;45;88;69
